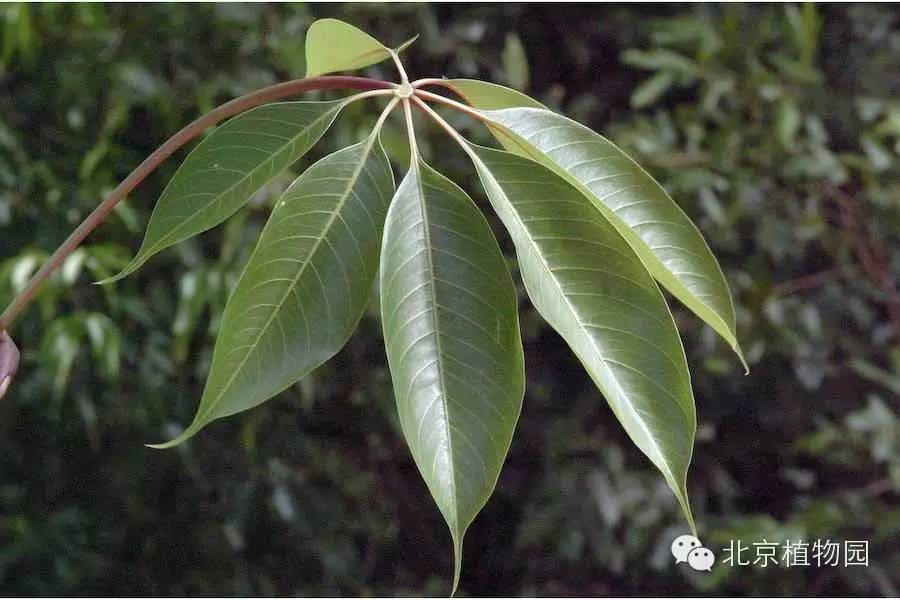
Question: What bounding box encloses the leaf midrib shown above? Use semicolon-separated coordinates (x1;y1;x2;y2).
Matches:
197;135;374;426
411;161;460;532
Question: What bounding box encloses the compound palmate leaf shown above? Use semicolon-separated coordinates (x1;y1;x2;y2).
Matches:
380;159;525;593
152;132;394;448
104;99;348;283
0;15;749;595
468;143;697;530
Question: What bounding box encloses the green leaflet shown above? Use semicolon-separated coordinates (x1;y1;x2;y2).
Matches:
380;159;525;593
305;19;392;77
104;100;347;283
151;132;394;448
439;79;744;370
468;143;697;531
304;18;416;77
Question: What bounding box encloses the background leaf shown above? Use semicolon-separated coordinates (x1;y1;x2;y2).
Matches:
502;33;530;91
153;133;394;447
105;100;348;283
630;71;676;109
380;160;525;593
305;18;392;77
469;144;697;530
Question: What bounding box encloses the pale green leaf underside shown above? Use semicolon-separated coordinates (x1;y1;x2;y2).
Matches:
439;78;545;110
477;107;745;370
469;144;696;530
152;134;394;448
104;100;347;284
380;160;525;592
305;18;392;77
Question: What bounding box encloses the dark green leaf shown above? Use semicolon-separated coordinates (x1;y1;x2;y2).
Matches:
152;132;394;447
469;143;697;530
380;160;525;592
105;100;348;283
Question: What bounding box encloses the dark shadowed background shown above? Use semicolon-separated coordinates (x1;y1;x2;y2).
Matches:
1;3;899;596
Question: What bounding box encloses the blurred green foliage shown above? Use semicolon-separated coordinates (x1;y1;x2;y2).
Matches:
1;3;898;595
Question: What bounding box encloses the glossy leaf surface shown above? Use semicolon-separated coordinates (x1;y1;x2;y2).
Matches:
467;104;744;368
153;134;394;447
305;18;392;77
106;100;347;283
468;144;697;529
380;160;525;592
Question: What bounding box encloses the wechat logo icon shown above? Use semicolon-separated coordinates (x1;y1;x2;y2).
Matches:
671;534;715;571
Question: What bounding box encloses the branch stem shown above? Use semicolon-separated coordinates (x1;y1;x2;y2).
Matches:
0;76;394;332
